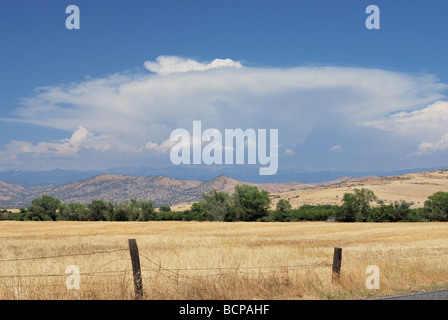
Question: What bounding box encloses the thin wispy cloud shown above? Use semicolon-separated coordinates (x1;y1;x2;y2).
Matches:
330;145;342;152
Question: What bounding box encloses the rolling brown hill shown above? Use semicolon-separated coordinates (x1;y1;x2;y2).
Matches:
0;172;371;209
1;170;447;210
0;180;26;203
169;175;376;210
268;169;448;210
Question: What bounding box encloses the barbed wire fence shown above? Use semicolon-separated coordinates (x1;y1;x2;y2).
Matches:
0;239;340;300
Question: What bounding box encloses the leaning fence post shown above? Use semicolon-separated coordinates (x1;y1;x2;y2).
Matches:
128;238;143;299
332;247;342;282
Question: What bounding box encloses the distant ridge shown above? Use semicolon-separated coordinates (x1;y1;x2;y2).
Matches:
0;166;446;187
0;173;373;209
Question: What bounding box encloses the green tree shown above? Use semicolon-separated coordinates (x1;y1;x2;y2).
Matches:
406;207;430;222
190;202;204;215
424;191;448;219
276;199;292;213
28;195;61;221
137;199;155;221
269;199;292;222
103;199;155;221
367;204;395;222
202;189;232;221
231;184;271;221
392;200;412;221
103;201;118;221
126;199;141;221
7;208;27;221
59;203;88;221
25;206;51;221
87;200;108;221
339;188;377;222
113;203;130;221
186;202;206;221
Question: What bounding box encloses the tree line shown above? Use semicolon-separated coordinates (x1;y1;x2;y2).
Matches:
1;185;448;222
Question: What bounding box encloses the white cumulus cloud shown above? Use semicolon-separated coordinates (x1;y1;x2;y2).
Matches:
140;139;176;154
1;55;447;171
144;55;242;76
414;132;448;156
1;126;93;161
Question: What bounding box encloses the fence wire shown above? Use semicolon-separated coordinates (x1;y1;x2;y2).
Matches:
0;248;129;263
0;244;333;291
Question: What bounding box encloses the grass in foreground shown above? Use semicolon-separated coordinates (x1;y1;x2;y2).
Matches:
0;221;447;300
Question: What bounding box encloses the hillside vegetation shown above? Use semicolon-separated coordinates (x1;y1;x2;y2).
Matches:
2;184;448;223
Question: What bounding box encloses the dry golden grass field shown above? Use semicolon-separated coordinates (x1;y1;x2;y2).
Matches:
269;170;448;209
0;220;447;300
169;170;448;211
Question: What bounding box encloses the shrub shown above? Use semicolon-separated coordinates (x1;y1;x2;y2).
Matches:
58;203;89;221
405;208;429;222
289;205;339;221
159;205;171;212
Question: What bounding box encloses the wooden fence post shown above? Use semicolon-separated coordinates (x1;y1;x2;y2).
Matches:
128;238;143;299
332;247;342;282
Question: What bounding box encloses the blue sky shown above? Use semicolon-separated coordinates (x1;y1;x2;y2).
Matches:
0;0;447;175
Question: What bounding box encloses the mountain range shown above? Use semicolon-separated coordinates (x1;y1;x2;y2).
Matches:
1;166;446;187
0;173;372;209
1;166;447;210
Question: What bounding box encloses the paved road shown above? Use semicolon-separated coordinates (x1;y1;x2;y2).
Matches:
371;289;448;300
